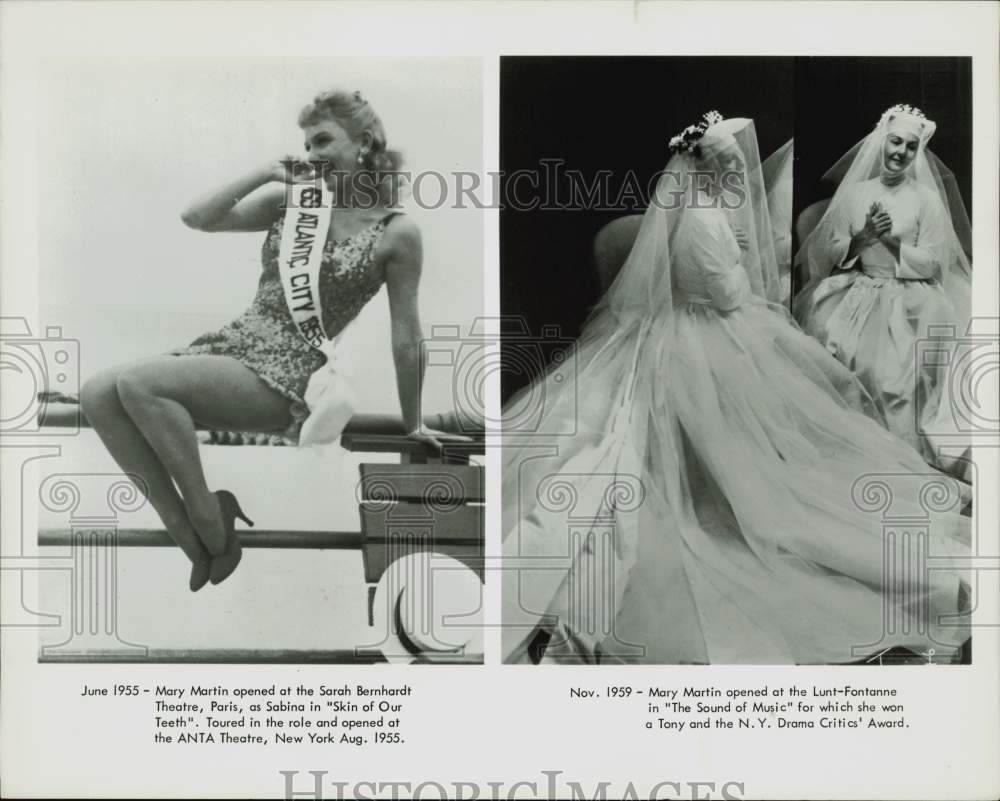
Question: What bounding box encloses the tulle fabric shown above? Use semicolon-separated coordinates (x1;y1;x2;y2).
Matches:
502;118;970;665
793;111;973;480
592;119;782;325
762;138;794;306
795;110;971;328
503;260;969;666
821;140;971;265
795;268;965;476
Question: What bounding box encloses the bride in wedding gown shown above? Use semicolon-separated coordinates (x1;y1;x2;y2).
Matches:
502;113;970;665
793;105;973;481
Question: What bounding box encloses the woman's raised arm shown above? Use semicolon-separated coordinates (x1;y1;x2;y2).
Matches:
180;159;298;232
826;187;890;272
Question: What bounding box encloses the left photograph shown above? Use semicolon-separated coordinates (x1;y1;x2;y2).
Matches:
32;57;485;664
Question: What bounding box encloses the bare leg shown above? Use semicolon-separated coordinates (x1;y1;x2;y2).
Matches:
80;363;207;564
113;355;292;552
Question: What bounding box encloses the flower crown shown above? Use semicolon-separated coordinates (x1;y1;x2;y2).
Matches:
878;103;926;128
668;110;724;157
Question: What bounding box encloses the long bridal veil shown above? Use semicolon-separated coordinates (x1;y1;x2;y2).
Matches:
762;138;794;306
502;117;781;663
502;114;970;665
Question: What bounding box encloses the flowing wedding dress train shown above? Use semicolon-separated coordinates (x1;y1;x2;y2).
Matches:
502;117;970;665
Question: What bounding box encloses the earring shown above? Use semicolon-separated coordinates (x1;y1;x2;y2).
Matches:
357;152;366;166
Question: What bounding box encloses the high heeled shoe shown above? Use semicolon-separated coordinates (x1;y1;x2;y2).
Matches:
209;489;253;585
189;556;212;592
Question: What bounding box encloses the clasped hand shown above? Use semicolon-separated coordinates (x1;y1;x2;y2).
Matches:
861;201;893;245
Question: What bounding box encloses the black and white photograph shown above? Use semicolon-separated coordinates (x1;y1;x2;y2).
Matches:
501;56;977;666
1;3;998;800
26;56;485;665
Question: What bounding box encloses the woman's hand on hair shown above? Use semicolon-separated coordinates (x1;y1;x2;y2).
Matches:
268;156;321;185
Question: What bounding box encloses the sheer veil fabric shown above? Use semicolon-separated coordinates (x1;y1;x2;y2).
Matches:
502;115;970;665
762;139;794;306
792;106;974;479
795;106;971;322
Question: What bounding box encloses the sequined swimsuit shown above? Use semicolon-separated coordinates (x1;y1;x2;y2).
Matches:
171;213;397;441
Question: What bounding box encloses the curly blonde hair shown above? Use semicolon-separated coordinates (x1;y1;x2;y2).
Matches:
298;89;404;205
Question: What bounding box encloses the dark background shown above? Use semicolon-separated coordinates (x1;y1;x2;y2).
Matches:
500;56;794;401
792;56;973;285
501;56;972;401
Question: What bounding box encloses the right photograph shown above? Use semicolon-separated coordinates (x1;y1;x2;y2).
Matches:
500;56;974;666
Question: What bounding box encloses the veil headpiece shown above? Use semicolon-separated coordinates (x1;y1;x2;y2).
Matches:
586;112;782;334
668;110;724;157
793;103;971;321
880;104;935;143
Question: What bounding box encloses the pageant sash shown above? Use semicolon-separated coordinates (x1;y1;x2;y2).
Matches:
278;181;333;347
277;180;357;445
